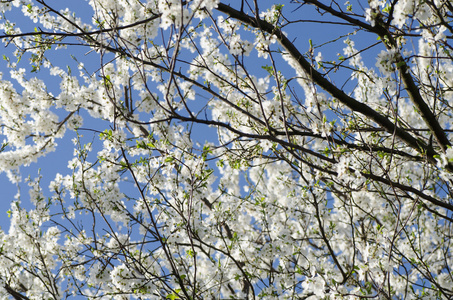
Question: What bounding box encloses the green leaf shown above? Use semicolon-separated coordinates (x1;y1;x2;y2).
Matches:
165;156;175;163
396;61;406;68
0;142;8;152
261;65;273;75
166;294;178;300
166;289;181;300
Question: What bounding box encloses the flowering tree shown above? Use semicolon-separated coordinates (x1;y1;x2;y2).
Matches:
0;0;453;298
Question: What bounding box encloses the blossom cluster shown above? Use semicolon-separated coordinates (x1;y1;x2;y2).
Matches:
0;1;452;299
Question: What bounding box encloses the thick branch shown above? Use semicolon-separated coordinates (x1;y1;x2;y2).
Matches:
289;1;451;153
4;284;30;300
216;2;440;166
373;22;452;153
